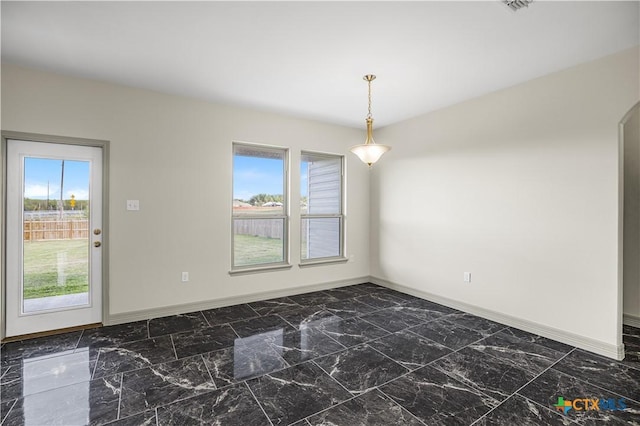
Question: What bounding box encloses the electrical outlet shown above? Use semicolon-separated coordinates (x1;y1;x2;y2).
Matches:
181;272;189;282
464;272;471;283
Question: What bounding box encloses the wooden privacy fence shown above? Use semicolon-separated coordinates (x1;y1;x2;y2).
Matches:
24;220;89;241
234;219;283;239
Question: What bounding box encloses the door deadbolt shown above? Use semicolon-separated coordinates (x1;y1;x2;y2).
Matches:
93;229;102;235
94;241;102;248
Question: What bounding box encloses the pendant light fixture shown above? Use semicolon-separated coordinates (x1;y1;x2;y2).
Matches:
350;74;391;167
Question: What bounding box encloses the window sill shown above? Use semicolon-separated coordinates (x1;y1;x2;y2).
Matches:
298;257;349;268
229;264;293;276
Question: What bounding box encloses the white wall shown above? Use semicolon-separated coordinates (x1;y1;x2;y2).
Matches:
1;64;370;319
624;103;640;325
371;47;639;357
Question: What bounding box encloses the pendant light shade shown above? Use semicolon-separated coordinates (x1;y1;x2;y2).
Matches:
350;117;390;166
350;75;391;167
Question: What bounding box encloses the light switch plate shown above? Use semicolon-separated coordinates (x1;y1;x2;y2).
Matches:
126;200;140;211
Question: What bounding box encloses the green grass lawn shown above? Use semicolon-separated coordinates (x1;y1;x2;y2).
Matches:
23;239;89;299
234;234;283;267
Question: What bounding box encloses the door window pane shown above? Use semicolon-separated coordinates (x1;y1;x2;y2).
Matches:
23;158;90;312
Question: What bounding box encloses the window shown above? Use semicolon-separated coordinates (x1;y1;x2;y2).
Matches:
232;143;288;270
301;152;344;262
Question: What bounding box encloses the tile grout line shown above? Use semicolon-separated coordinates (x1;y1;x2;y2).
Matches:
87;331;161;350
199;311;211;327
292;364;365;423
517;395;581;425
424;327;514;369
309;359;355;396
200;354;217;388
469;347;577;425
495;340;640;404
0;365;11;379
261;340;291;371
243;381;275;426
276;313;299;330
467;398;509;426
149;389;221;419
439;311;508;334
169;335;179;360
1;399;17;424
352;296;390;311
414;325;509;370
227;322;242;339
464;328;570;368
97;348;204;385
377;387;429;426
74;329;84;349
313;326;348;352
357;314;396;334
577;345;640;372
364;342;412;372
269;334;349;372
116;372;124;420
549;364;640;405
5;365;119;405
403;326;457;351
91;348;101;379
222;322;239;340
246;303;262;317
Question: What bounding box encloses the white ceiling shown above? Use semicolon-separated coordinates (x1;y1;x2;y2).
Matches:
2;1;638;128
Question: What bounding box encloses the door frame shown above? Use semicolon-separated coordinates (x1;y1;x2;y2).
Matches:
619;102;640;354
1;131;110;340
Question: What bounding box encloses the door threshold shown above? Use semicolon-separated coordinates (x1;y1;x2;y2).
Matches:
2;322;102;343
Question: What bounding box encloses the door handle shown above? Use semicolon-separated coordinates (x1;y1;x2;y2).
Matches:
94;241;101;248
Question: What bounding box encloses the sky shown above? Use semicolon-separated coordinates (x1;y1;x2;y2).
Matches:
24;158;90;200
28;155;308;202
233;155;311;201
234;154;310;201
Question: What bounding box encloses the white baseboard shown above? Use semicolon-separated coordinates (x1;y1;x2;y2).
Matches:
624;313;640;329
105;276;369;326
105;274;626;361
370;276;625;361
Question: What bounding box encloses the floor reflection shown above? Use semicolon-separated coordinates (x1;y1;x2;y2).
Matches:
23;348;90;396
233;329;284;380
19;348;95;425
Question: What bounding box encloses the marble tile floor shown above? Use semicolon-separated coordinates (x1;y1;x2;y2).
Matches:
1;283;639;425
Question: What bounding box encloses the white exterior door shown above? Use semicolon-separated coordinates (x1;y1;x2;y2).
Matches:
6;140;103;337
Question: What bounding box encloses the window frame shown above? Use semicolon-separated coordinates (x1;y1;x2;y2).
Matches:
300;151;346;266
230;142;290;273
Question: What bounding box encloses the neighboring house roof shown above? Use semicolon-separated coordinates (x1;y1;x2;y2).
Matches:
233;200;252;208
